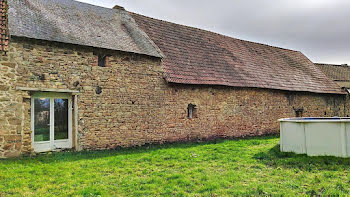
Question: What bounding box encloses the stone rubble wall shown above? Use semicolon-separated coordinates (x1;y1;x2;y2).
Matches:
0;0;9;52
0;44;30;158
0;37;348;158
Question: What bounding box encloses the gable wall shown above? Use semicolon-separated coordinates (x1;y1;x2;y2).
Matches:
0;37;349;158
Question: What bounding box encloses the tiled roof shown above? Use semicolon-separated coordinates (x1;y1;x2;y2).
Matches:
7;0;163;58
315;63;350;81
131;13;345;94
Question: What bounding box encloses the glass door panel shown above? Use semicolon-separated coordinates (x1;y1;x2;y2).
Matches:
34;98;50;142
32;93;72;153
54;99;69;140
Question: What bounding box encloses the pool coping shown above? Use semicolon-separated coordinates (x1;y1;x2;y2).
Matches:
279;117;350;123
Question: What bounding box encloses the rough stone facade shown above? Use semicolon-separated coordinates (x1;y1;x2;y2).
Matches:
0;0;9;52
0;37;349;158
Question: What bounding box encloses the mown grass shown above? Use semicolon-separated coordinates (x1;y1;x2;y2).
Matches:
1;136;350;196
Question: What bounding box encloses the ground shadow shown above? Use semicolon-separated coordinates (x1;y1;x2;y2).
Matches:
254;144;350;171
0;135;279;164
0;137;253;164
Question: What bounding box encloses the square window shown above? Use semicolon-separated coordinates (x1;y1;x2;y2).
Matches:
98;55;106;67
294;108;304;118
187;104;197;119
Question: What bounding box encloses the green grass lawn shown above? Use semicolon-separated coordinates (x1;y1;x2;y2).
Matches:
1;136;350;196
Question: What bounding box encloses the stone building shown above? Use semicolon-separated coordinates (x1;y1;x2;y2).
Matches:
316;63;350;89
0;0;348;158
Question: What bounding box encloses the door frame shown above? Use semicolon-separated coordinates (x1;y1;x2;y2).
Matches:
31;92;73;152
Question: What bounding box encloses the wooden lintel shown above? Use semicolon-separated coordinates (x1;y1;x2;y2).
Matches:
16;87;80;94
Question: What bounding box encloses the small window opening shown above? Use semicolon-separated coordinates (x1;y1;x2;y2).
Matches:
96;86;102;94
73;81;80;87
98;55;106;67
187;104;197;119
294;108;304;118
39;74;45;81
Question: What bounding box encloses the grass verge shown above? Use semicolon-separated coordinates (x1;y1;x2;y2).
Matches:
1;136;350;196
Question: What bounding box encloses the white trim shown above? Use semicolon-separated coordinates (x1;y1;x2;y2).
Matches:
54;139;69;142
74;95;79;151
34;141;51;144
31;99;35;149
68;99;73;148
31;93;73;152
279;117;350;123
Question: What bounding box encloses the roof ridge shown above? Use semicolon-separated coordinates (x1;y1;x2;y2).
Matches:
316;63;347;66
129;11;301;53
71;0;114;11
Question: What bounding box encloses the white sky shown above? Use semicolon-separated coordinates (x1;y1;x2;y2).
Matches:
77;0;350;64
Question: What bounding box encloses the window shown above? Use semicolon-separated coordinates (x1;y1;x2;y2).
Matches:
98;55;106;67
294;108;304;118
187;104;197;119
96;86;102;95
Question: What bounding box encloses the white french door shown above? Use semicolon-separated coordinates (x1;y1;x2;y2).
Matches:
31;93;72;152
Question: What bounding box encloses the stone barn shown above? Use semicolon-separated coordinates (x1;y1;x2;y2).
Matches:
0;0;348;158
316;63;350;89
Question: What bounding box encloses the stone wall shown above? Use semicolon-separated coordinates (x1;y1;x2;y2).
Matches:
0;0;9;52
0;37;348;158
0;44;30;158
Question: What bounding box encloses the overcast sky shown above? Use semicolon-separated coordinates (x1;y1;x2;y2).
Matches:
77;0;349;64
